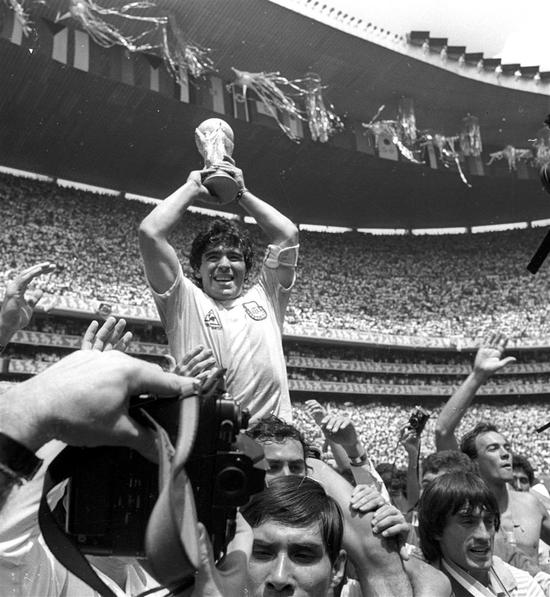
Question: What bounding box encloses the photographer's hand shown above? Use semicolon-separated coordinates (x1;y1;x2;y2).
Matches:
0;350;199;461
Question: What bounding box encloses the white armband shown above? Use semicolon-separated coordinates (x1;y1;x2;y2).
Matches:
264;244;299;269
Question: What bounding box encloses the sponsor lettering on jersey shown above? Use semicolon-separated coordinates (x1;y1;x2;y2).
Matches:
243;301;267;321
204;309;222;329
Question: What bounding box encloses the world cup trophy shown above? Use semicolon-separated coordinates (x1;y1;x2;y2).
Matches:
194;118;239;204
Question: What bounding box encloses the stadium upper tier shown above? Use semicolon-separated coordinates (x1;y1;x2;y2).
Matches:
1;172;549;345
2;0;550;227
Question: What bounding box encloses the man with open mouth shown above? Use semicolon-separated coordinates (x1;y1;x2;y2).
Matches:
418;471;545;597
139;160;299;423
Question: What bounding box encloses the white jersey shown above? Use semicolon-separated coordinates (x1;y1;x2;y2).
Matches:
150;251;293;422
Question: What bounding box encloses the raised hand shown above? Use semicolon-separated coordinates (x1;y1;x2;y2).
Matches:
473;332;516;378
81;316;133;352
320;414;359;448
0;262;56;338
175;345;218;382
304;399;328;425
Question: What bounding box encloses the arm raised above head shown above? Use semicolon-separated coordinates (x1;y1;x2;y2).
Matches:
435;332;516;452
139;171;212;294
307;458;413;597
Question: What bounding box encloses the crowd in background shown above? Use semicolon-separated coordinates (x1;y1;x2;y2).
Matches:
293;399;550;476
2;173;550;340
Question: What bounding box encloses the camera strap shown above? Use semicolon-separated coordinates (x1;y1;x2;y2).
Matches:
39;446;119;597
38;415;177;597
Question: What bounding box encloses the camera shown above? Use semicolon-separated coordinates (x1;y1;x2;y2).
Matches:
61;371;265;560
408;406;430;437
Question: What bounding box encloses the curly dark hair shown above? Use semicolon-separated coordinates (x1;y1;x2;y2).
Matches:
246;414;311;459
422;450;478;476
513;454;535;486
189;217;255;286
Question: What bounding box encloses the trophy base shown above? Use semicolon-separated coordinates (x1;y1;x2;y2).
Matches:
202;171;240;205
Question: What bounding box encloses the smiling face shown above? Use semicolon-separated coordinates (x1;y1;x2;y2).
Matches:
438;506;497;582
197;243;247;301
473;431;513;485
248;520;345;597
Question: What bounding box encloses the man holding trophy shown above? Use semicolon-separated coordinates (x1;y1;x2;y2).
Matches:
139;118;299;422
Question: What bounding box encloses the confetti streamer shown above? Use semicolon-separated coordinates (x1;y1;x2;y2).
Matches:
460;114;482;157
58;1;214;82
432;134;471;187
298;73;343;143
363;107;423;164
486;145;533;171
229;69;342;143
4;0;32;35
229;68;303;141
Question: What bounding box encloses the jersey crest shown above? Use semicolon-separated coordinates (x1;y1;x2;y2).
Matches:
243;301;267;321
204;309;222;329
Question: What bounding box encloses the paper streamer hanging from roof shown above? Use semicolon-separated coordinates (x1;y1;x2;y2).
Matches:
298;73;343;143
459;114;482;157
431;134;471;187
4;0;31;35
531;117;550;168
486;145;533;171
54;0;213;82
362;105;423;164
228;69;342;143
398;97;417;145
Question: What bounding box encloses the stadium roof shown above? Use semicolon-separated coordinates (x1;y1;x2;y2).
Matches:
2;0;550;228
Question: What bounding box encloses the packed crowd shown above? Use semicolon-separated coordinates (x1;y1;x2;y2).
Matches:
293;398;550;476
2;173;550;340
2;165;550;597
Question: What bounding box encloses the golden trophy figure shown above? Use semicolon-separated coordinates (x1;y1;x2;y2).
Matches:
194;118;240;204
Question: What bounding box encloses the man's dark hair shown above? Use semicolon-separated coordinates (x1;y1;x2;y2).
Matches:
418;471;500;563
422;450;478;476
460;422;500;460
189;217;254;285
241;475;344;564
513;454;535;486
246;414;309;459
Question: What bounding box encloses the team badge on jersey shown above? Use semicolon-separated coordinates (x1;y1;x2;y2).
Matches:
243;301;267;321
204;309;222;329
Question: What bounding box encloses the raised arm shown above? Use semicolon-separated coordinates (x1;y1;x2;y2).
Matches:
138;171;212;293
435;332;516;451
399;426;421;512
221;163;299;288
0;262;56;351
308;458;413;597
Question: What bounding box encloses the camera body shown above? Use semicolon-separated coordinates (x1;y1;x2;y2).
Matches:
64;374;264;559
408;406;430;437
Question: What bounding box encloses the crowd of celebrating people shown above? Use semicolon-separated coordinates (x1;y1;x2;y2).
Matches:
2;163;550;597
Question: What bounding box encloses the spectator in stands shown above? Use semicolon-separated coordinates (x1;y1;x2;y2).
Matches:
139;164;298;422
418;471;545;596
